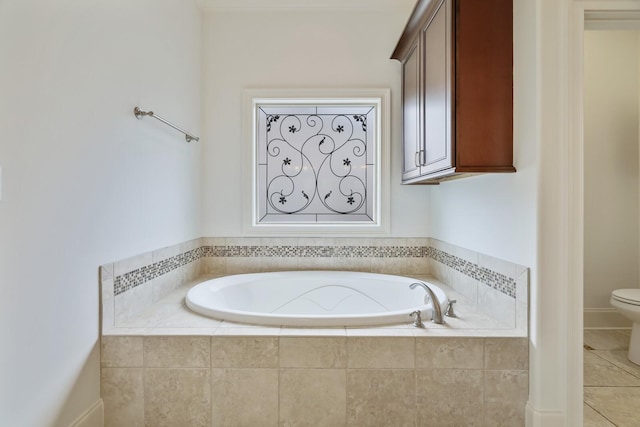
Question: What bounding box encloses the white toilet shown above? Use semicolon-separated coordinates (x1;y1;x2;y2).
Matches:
610;288;640;365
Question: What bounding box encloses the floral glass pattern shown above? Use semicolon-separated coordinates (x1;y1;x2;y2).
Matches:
254;102;379;226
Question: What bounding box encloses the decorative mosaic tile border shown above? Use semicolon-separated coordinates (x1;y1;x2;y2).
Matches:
426;247;516;298
201;245;426;258
114;248;203;296
113;243;517;299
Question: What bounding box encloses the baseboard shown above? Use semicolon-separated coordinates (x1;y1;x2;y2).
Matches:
526;402;565;427
584;308;632;329
69;399;103;427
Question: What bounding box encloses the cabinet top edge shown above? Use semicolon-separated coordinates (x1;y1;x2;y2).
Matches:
390;0;442;61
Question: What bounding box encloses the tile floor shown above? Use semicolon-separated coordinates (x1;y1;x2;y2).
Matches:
584;329;640;426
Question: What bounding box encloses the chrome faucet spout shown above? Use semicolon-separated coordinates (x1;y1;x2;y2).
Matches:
409;282;445;324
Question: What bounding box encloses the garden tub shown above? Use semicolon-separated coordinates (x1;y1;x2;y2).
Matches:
185;270;448;327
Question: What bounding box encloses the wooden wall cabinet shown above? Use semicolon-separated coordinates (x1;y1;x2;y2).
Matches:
392;0;515;184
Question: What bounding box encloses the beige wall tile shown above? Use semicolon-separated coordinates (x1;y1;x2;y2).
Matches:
152;243;183;263
347;337;415;369
149;270;179;304
177;260;203;284
429;259;451;285
101;277;114;301
280;369;346;427
346;369;415;427
335;257;372;272
515;268;529;304
369;257;409;275
406;256;430;275
428;238;454;253
114;251;153;278
114;281;155;325
450;269;479;304
101;368;143;427
484;370;528;426
416;337;484;369
143;336;210;368
334;237;377;247
478;253;518;280
485;338;529;370
346;328;414;337
280;337;347;368
201;237;227;246
297;237;336;247
202;257;227;274
297;256;336;271
477;283;516;327
407;238;430;247
262;237;299;248
211;336;278;368
181;237;203;252
226;257;263;274
101;290;115;333
262;256;299;272
211;368;278;427
145;368;211;427
516;302;528;333
101;336;143;368
416;369;484;426
100;263;114;282
452;244;479;264
225;237;263;247
280;327;346;337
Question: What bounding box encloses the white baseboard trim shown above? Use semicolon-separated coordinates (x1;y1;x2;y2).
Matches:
584;308;632;329
526;402;565;427
69;399;103;427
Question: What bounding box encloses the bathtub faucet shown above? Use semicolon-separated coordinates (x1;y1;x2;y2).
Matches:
409;282;445;324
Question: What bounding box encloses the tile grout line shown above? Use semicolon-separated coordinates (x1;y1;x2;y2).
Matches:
584;400;618;426
586;348;640;382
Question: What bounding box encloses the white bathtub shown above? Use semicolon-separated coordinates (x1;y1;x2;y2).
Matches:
185;271;448;327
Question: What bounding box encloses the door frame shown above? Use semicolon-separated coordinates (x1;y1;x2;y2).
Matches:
566;1;640;424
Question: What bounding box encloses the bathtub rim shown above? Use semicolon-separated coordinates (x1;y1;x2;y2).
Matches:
185;270;448;327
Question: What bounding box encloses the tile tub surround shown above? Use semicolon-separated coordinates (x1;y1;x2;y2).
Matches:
101;335;529;427
102;237;528;332
100;238;204;331
100;238;530;426
427;239;529;331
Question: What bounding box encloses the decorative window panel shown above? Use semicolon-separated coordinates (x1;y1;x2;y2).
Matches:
245;90;389;234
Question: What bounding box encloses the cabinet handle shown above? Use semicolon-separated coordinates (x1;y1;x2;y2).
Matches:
415;151;420;167
419;149;426;166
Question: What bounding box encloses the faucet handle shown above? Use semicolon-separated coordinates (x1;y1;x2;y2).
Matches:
409;310;424;328
445;300;457;318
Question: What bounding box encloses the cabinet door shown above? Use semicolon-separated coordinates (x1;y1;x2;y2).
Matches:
421;0;452;174
401;41;422;182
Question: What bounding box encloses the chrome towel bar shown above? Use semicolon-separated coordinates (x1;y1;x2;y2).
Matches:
133;106;199;143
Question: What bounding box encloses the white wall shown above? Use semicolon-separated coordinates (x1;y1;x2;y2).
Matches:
583;31;640;312
201;1;431;237
428;0;537;270
0;1;202;425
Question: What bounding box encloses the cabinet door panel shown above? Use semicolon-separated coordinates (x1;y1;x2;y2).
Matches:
401;42;422;182
421;0;452;174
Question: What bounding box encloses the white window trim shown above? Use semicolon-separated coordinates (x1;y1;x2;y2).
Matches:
242;88;390;236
